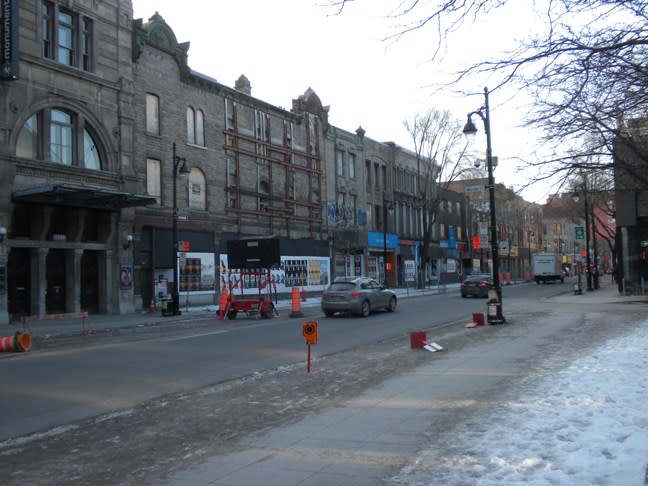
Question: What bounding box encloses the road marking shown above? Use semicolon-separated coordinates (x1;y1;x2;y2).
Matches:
160;329;230;342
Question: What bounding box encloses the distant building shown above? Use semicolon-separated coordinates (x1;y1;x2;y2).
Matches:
614;118;648;289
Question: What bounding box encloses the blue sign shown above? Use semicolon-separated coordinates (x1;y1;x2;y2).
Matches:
448;226;457;249
368;232;398;249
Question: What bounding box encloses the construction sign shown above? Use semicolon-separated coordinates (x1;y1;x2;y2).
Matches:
302;321;318;345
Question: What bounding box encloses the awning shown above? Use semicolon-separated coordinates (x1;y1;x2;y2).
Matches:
12;183;157;210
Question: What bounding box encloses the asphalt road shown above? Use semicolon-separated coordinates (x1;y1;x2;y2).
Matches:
1;280;633;485
0;282;562;443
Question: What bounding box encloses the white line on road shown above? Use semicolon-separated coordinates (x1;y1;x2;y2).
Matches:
160;330;230;342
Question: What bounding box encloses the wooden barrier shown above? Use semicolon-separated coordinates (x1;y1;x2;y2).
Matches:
20;311;90;333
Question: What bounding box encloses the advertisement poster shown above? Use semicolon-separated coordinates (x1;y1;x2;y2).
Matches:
404;260;416;282
219;255;331;295
120;265;132;289
178;252;215;295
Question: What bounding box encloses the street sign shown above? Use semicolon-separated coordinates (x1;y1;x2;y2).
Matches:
302;321;318;345
575;226;585;239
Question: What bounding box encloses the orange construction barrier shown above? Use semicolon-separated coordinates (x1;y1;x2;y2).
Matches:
465;313;485;328
505;272;512;285
0;332;32;352
289;287;303;318
218;289;230;320
410;331;426;349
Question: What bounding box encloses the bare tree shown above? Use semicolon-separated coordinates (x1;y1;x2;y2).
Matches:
404;109;471;287
328;0;648;190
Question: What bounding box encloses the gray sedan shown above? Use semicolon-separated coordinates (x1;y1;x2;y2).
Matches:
321;277;397;317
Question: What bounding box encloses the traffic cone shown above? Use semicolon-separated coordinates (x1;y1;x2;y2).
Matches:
0;332;32;352
289;287;303;318
218;289;229;320
0;334;15;352
16;332;32;352
148;298;156;314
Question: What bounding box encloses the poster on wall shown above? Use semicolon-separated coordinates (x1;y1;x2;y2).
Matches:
120;265;133;290
219;254;331;295
446;259;457;273
404;260;416;282
178;252;216;295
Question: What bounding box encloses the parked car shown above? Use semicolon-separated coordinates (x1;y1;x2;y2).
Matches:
460;274;494;298
321;277;397;317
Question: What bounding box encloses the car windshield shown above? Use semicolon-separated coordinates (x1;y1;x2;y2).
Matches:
329;282;357;291
466;276;490;282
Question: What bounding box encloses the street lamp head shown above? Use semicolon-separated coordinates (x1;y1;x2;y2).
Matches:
571;192;580;203
462;115;478;137
177;158;191;176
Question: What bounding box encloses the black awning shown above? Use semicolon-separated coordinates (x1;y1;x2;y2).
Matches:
12;183;157;210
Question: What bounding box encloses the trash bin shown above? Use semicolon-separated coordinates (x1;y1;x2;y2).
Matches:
161;298;174;316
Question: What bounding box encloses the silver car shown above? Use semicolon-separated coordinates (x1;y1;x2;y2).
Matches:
321;277;397;317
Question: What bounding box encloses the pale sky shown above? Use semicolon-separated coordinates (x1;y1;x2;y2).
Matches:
132;0;550;203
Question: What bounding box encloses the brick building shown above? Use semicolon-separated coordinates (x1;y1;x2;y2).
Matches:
0;0;153;324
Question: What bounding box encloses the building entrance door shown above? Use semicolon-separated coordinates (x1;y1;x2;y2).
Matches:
81;251;99;313
7;248;30;321
46;249;66;313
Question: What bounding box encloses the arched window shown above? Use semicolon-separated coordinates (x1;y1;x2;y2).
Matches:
16;108;105;170
186;106;205;146
188;168;206;210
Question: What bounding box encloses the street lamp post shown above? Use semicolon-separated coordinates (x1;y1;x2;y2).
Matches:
572;186;593;291
172;143;191;315
382;192;394;287
527;230;534;281
463;87;505;323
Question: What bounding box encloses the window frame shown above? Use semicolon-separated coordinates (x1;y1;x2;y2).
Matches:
188;168;207;211
336;149;345;177
16;108;105;170
186;106;205;146
146;93;160;136
41;1;93;72
146;158;162;204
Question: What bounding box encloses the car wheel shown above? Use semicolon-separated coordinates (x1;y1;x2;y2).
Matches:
387;296;397;312
360;300;370;317
324;311;335;317
227;310;237;320
461;294;467;298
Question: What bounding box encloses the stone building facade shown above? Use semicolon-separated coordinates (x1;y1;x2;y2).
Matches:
0;0;152;324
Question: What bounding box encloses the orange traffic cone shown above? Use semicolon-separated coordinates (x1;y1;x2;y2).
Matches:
148;298;156;314
0;332;32;352
289;287;303;318
218;289;229;320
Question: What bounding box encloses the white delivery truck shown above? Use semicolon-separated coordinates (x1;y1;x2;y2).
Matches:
532;253;564;284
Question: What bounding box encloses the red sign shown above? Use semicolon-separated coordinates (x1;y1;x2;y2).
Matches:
178;241;190;252
472;236;481;249
386;262;393;271
581;249;586;257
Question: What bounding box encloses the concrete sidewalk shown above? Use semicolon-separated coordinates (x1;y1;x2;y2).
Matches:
160;280;646;485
